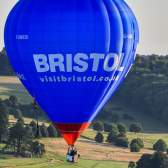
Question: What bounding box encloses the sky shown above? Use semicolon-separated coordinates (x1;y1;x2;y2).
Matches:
0;0;168;55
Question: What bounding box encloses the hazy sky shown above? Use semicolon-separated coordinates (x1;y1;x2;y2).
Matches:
0;0;168;55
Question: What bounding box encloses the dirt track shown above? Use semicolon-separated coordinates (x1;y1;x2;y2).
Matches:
0;76;20;84
42;138;153;162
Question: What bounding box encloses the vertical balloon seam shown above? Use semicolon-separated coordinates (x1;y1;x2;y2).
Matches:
93;0;136;117
123;0;139;43
112;0;134;85
4;0;35;98
88;0;124;122
14;0;37;100
107;0;136;97
89;0;133;121
114;0;135;79
122;0;138;75
28;0;111;123
83;0;111;117
122;0;139;61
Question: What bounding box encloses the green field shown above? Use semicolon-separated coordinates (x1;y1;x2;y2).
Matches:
1;130;168;168
0;153;127;168
0;76;32;104
0;122;168;168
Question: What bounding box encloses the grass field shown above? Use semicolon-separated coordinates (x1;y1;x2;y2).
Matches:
0;130;168;168
6;115;166;162
9;115;50;126
0;76;32;104
0;153;127;168
0;123;168;168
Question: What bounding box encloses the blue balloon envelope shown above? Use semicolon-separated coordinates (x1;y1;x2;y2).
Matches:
4;0;139;145
95;0;134;110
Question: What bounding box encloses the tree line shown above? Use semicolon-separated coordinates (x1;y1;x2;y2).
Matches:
2;95;47;120
115;54;168;124
92;121;143;152
0;99;60;158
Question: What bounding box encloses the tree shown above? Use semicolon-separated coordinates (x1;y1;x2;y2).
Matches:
93;121;104;132
104;123;119;133
40;123;49;137
30;120;42;138
151;152;168;168
109;113;120;123
106;125;119;143
115;136;129;148
95;132;104;143
130;138;144;149
13;109;23;119
25;125;34;140
117;123;127;135
31;141;46;157
30;120;37;134
107;132;115;143
136;138;144;148
36;126;42;138
0;102;9;142
128;162;136;168
8;119;33;155
130;142;141;152
0;48;14;75
47;124;58;137
153;139;167;152
104;123;113;132
136;154;152;168
129;123;142;133
136;152;168;168
9;95;18;107
106;123;119;143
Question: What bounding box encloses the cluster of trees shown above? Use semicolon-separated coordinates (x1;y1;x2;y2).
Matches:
93;121;168;155
93;121;143;151
29;121;60;138
93;122;129;147
115;54;168;124
129;152;168;168
0;99;60;158
128;137;168;168
129;139;168;168
93;121;142;134
1;95;47;120
4;118;46;157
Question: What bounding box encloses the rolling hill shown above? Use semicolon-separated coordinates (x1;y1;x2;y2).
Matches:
0;76;168;133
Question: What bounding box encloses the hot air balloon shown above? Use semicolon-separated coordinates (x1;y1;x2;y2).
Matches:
4;0;139;146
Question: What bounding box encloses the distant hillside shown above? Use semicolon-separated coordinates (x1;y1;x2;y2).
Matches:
0;48;15;75
1;48;168;130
